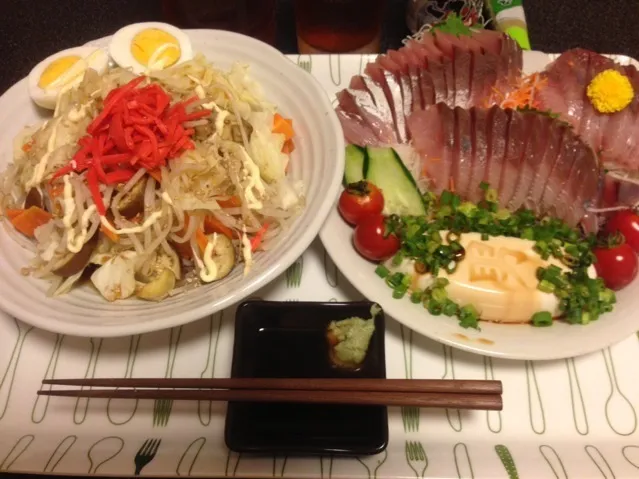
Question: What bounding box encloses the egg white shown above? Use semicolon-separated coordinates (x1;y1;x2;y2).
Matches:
27;46;109;111
109;22;193;75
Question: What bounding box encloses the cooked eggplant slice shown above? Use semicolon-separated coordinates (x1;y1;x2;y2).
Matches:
52;232;99;277
136;269;176;301
116;177;147;218
24;187;45;210
204;233;236;281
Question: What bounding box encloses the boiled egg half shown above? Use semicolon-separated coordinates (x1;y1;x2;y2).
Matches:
27;46;109;110
109;22;193;75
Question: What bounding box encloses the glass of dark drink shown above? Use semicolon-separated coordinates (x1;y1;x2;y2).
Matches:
294;0;385;54
162;0;277;45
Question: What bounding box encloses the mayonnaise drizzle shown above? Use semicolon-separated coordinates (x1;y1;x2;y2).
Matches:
241;227;253;276
27;118;61;189
61;175;76;228
67;205;97;253
160;191;174;205
200;233;219;282
100;211;163;235
237;145;265;210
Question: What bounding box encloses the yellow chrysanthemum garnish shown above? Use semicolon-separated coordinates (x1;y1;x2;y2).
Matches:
587;69;634;113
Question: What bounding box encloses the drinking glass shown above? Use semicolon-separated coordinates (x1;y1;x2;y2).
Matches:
294;0;385;54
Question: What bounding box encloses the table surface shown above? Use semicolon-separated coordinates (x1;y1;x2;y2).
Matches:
2;1;639;478
2;0;639;95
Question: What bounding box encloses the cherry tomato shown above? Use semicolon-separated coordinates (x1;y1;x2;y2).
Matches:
593;243;638;291
604;210;639;253
353;214;400;261
338;181;384;225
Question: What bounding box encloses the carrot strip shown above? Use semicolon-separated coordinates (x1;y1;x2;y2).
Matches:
217;196;242;208
250;223;269;251
204;215;234;239
5;209;24;221
100;224;120;243
196;227;208;253
9;206;53;238
272;113;294;141
281;139;295;155
148;169;162;182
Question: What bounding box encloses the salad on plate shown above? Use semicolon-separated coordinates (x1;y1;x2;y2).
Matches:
0;22;304;302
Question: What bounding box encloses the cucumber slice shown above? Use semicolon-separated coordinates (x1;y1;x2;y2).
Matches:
343;145;366;185
364;146;426;216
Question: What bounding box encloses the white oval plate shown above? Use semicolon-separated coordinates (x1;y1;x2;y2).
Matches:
320;51;639;361
0;29;344;337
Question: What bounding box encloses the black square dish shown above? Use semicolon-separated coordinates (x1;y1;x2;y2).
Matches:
224;300;388;456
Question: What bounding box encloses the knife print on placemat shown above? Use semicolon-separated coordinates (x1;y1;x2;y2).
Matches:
32;333;64;424
495;445;519;479
87;436;124;474
43;435;76;473
273;455;288;477
442;345;462;432
565;358;588;435
74;338;103;425
153;326;182;428
483;357;502;433
453;443;474;479
329;55;342;87
0;319;32;421
622;446;639;470
356;449;388;479
285;256;304;289
585;445;616;478
539;445;568;479
400;325;419;433
133;438;161;476
319;456;333;479
297;54;313;74
225;450;242;477
525;360;546;434
176;437;206;476
198;313;223;426
323;248;339;288
602;347;637;436
0;435;34;471
404;441;428;478
107;335;141;426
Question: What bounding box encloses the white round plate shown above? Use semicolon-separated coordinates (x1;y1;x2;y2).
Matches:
0;29;344;337
320;50;639;361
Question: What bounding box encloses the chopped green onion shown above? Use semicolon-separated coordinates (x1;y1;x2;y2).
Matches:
410;291;423;304
537;280;555;294
375;265;390;278
531;311;553;327
459;304;480;329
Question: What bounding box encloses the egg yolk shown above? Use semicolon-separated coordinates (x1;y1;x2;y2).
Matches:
38;55;81;88
131;28;181;69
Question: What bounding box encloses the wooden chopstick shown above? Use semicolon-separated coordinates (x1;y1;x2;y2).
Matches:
37;388;502;410
42;378;502;395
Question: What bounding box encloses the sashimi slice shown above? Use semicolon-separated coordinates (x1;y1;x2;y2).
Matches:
467;107;489;202
498;109;528;207
336;107;381;146
484;106;510;192
452;107;473;196
453;46;472;108
525;120;564;210
336;89;396;144
539;133;579;214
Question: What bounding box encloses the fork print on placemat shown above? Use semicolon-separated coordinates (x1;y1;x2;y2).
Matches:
356;449;388;479
225;450;242;477
133;438;161;476
404;441;428;478
400;325;419;433
107;335;141;426
285;256;304;288
297;54;312;74
153;327;182;428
